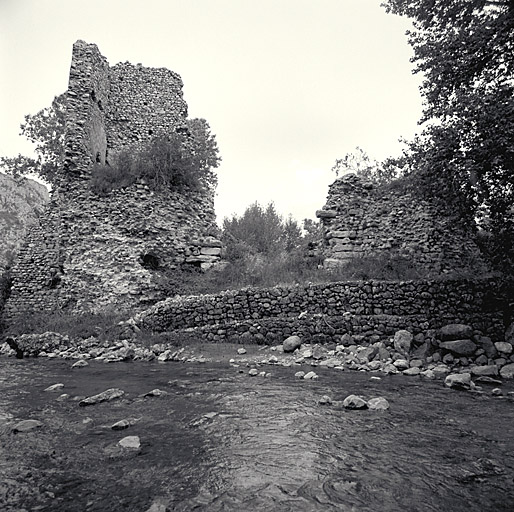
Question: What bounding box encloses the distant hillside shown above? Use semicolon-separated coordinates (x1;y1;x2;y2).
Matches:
0;173;49;269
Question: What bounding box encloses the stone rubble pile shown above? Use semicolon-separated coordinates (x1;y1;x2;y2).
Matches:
2;322;513;388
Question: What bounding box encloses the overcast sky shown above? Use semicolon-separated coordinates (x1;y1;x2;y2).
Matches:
0;0;423;225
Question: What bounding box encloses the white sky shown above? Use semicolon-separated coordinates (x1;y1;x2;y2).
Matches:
0;0;423;225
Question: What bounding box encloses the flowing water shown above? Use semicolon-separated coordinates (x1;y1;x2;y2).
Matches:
0;357;513;511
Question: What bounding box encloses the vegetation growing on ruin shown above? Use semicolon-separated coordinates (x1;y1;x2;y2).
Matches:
90;118;220;195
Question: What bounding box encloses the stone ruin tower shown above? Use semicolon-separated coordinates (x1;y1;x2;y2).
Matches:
5;41;222;318
316;173;489;275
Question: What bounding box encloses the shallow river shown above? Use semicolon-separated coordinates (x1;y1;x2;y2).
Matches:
0;358;513;511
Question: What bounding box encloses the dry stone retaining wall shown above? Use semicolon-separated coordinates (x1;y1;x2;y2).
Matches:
135;278;505;344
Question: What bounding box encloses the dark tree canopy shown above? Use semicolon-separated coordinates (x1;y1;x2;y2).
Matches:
382;0;514;265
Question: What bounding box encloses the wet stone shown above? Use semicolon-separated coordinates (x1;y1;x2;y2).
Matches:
72;360;89;368
12;419;43;433
119;435;141;449
44;383;64;392
343;395;368;410
79;388;125;406
367;397;390;410
144;389;167;397
318;395;332;405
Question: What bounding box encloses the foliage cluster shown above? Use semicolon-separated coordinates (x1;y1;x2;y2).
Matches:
0;94;66;185
331;147;402;186
90;119;220;194
381;0;514;271
3;309;126;339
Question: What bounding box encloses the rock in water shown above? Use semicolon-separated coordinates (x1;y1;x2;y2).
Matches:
393;330;413;356
367;397;390;410
12;419;43;433
119;436;140;449
303;371;319;380
143;389;167;397
44;383;64;392
445;373;472;390
111;419;131;430
342;395;368;409
283;335;302;353
72;360;89;368
237;347;247;355
79;388;125;406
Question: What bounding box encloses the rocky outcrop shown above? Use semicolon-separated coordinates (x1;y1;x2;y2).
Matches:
0;174;49;268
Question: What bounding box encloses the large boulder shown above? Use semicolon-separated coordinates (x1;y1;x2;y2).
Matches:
283;335;302;353
393;330;413;356
439;324;473;341
439;339;477;356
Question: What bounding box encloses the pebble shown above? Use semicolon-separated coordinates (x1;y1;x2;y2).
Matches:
492;388;503;396
237;348;247;355
248;369;259;376
295;371;305;379
303;371;319;380
56;394;69;401
370;376;381;381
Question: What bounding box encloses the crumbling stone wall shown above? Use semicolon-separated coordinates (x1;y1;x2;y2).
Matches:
134;278;505;344
4;40;220;320
316;174;488;274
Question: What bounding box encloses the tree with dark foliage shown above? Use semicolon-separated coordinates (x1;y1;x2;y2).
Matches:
382;0;514;268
